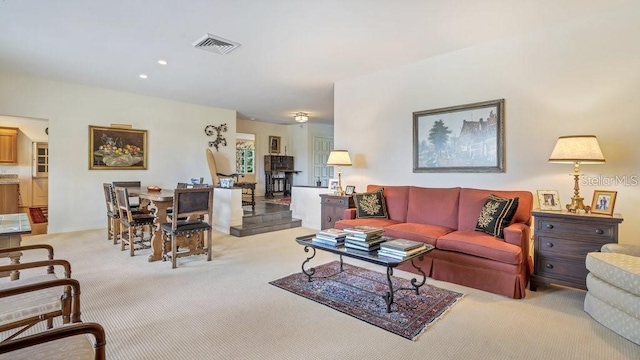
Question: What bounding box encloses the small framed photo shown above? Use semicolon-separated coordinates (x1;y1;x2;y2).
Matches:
268;136;281;154
591;190;617;215
537;190;562;211
345;185;356;195
328;179;339;193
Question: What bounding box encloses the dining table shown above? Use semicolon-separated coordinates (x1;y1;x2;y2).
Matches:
127;187;174;262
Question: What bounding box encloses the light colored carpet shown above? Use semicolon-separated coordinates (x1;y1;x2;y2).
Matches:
12;227;640;359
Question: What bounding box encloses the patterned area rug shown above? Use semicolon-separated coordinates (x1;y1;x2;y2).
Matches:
28;207;48;224
270;261;464;341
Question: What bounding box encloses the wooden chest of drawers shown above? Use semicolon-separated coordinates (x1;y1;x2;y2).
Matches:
319;194;354;230
530;210;623;291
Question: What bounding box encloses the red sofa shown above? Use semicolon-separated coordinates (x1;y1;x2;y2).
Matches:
335;185;533;299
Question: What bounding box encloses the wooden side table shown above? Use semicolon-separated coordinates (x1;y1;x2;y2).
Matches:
319;194;354;230
530;210;623;291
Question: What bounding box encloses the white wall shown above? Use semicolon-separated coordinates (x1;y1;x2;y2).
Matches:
289;122;334;186
0;72;236;233
334;2;640;244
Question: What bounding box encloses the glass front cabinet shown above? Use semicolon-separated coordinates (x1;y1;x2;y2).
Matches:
32;142;49;178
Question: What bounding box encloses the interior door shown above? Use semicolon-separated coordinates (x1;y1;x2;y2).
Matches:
313;137;333;187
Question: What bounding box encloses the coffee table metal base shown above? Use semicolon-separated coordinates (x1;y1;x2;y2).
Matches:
300;245;427;313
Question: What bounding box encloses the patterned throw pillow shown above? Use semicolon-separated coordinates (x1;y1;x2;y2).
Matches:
475;194;519;239
354;189;388;219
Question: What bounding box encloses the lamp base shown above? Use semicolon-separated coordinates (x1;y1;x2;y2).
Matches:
566;196;591;213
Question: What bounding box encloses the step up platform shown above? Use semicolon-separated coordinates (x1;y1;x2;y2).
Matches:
230;209;301;237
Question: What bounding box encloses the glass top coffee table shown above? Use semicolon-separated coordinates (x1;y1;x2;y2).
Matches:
295;234;434;313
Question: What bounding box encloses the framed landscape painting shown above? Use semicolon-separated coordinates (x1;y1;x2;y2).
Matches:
413;99;505;173
89;125;147;170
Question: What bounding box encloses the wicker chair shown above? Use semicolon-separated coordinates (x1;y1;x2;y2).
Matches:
161;187;213;268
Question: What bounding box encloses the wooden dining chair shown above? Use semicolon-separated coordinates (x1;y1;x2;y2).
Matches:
112;181;142;211
114;186;155;257
161;187;213;269
102;183;120;244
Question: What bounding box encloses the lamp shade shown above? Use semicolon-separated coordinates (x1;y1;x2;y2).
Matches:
326;150;352;166
548;135;605;164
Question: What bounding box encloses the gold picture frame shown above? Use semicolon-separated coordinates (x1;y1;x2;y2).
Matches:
269;136;281;154
537;190;562;211
89;125;147;170
590;190;617;215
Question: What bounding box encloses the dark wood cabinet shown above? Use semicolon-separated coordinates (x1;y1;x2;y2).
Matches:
319;194;354;230
530;210;623;291
264;155;298;198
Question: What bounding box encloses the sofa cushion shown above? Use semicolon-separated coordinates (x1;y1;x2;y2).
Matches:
475;194;519;239
367;185;410;222
384;223;454;246
334;218;401;230
437;230;523;265
586;252;640;297
353;189;388;219
406;186;460;230
458;188;533;231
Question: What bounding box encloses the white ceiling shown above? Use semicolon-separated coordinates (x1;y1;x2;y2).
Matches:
0;0;624;124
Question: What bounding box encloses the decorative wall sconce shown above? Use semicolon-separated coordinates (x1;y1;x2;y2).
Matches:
205;123;228;151
294;112;309;123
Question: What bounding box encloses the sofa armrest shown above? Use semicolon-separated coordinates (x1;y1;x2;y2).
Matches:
601;243;640;256
343;208;357;220
503;223;530;249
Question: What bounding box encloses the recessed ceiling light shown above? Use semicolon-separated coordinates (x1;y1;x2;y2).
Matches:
139;74;148;79
158;60;167;65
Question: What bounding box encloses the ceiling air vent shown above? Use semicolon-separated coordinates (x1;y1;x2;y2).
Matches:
193;33;240;55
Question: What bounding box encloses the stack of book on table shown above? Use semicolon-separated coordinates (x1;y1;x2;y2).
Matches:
377;238;428;260
311;228;348;247
343;226;385;252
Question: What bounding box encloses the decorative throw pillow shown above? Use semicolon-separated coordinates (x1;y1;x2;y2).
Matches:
475;194;519;239
354;189;388;219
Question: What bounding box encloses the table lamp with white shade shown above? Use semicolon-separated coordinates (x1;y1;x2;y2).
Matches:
548;135;605;213
326;150;352;196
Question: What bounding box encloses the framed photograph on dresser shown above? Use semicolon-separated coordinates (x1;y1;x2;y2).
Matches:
328;179;339;193
591;190;617;215
537;190;562;211
345;185;356;195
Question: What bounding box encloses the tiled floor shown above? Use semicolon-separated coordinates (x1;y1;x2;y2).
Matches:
242;196;290;216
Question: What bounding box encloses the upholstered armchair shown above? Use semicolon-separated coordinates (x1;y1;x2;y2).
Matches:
585;243;640;345
0;322;106;360
0;245;76;340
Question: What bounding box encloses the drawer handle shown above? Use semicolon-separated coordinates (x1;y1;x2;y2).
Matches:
595;229;604;235
545;242;553;248
545;224;554;229
546;263;554;269
327;216;332;223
